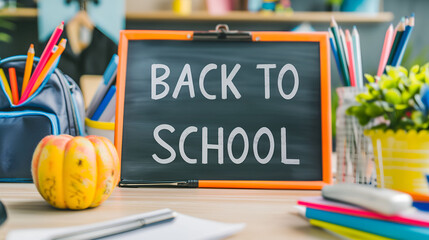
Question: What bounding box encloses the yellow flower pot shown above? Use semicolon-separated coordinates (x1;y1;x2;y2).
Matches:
365;129;429;194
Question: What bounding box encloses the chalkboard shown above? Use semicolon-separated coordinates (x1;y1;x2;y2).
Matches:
116;30;331;189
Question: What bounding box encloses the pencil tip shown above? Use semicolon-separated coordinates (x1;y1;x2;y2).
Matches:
330;16;337;27
28;44;34;53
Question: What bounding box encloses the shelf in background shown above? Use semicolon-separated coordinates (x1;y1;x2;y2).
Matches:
0;8;37;18
126;11;394;23
0;8;394;23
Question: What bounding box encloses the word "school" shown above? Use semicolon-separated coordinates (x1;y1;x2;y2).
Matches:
152;124;300;165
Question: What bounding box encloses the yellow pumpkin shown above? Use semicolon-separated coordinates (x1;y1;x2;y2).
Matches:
31;135;120;209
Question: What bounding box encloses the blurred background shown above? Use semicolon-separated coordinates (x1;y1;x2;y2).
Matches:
0;0;424;93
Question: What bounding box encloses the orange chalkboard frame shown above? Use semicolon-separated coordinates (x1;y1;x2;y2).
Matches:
115;30;332;189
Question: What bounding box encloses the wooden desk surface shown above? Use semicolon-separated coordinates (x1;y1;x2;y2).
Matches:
0;184;337;240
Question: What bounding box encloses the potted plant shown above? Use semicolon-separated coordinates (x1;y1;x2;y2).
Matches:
347;64;429;194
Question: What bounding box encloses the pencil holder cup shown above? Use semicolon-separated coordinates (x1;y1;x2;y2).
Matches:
85;118;114;143
336;87;375;184
365;129;429;194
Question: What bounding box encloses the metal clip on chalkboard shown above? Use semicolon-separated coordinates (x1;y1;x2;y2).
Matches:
193;24;252;41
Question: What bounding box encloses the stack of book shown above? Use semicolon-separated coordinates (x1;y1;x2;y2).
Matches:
298;196;429;240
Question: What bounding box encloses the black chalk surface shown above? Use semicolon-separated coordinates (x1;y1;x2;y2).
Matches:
121;39;323;182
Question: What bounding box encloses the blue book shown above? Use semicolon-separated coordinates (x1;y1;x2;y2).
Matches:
306;207;429;239
91;86;116;121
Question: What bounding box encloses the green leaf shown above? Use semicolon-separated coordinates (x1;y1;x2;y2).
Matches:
398;66;409;77
421;63;429;73
386;66;402;80
365;102;383;117
346;106;359;115
411;65;420;73
401;90;412;102
409;82;422;96
380;78;397;89
380;101;394;112
356;92;374;103
394;104;408;110
365;74;375;83
370;88;380;98
412;111;424;125
358;115;371;126
385;89;402;104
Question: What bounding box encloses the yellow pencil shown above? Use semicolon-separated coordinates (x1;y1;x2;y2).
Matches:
22;44;34;97
0;68;12;101
29;39;67;97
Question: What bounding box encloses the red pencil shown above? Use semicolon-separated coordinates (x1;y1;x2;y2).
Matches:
345;29;356;87
8;67;18;105
19;21;64;104
377;24;394;77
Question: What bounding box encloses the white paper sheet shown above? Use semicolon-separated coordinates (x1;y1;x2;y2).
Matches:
7;209;245;240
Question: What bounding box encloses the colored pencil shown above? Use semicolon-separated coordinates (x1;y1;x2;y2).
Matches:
29;39;67;97
377;24;394;77
352;26;363;87
0;69;11;101
19;21;64;104
22;44;34;97
8;68;18;104
392;14;415;67
340;28;350;68
387;18;405;66
345;29;356;87
329;30;346;86
330;18;350;86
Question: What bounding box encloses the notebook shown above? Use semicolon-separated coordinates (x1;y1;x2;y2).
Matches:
298;196;429;227
7;209;245;240
305;207;429;239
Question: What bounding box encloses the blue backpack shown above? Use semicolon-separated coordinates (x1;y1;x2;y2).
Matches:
0;55;85;182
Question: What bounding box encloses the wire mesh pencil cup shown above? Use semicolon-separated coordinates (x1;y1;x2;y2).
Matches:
336;87;375;185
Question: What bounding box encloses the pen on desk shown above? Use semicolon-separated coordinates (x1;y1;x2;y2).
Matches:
51;210;177;240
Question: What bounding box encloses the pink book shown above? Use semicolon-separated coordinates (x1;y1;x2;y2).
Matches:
298;196;429;228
